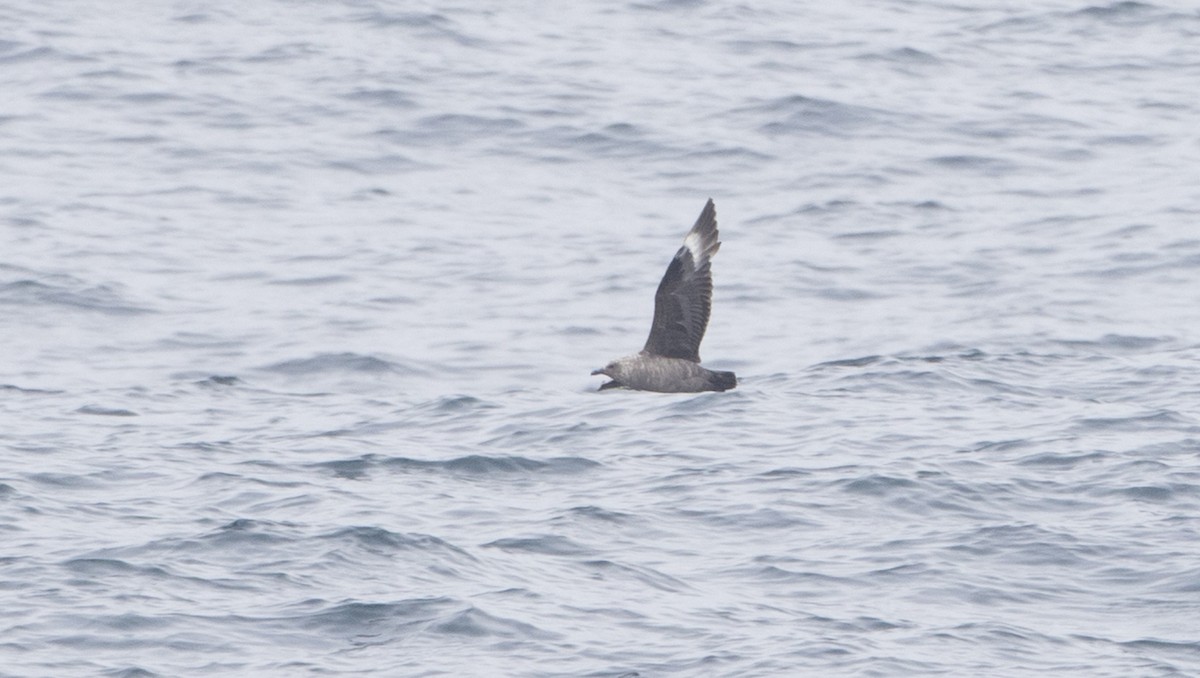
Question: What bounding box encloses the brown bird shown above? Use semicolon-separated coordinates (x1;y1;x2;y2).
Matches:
592;199;737;392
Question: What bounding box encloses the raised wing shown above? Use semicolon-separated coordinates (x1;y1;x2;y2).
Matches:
642;199;721;362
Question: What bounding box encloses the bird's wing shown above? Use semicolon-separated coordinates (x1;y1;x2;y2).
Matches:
642;199;721;362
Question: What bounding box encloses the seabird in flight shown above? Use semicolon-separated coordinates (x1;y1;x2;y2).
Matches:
591;199;737;393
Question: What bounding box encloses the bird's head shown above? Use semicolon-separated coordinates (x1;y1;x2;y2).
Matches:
591;361;618;377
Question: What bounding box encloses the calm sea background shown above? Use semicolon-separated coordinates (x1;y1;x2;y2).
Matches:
3;1;1200;676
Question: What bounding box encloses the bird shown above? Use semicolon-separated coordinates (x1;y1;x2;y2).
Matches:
591;198;737;393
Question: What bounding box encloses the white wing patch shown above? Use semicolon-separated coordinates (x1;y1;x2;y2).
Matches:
682;230;706;261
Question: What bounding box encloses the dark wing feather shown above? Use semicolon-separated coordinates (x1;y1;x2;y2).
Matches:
642;199;721;362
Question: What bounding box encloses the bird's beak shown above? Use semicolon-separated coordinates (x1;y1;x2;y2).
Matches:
591;368;605;376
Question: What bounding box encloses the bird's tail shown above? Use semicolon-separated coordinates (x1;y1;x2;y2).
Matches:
709;370;737;391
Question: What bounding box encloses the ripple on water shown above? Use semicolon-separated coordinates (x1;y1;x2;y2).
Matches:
484;535;595;557
261;352;419;376
76;405;139;417
0;278;152;315
318;525;477;561
311;453;600;479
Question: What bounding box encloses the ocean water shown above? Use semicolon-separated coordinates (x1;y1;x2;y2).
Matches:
3;1;1200;675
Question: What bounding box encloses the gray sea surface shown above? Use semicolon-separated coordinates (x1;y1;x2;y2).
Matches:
3;1;1200;676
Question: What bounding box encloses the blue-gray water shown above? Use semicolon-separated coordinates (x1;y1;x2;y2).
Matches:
4;1;1200;676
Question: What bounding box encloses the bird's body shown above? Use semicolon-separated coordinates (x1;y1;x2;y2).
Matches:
592;199;737;393
597;354;737;393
